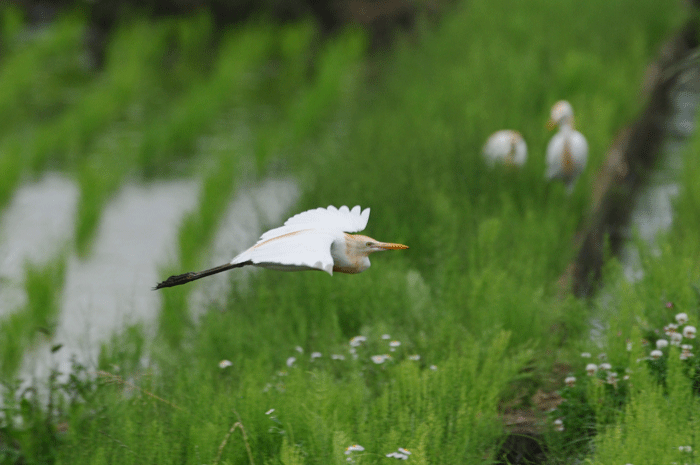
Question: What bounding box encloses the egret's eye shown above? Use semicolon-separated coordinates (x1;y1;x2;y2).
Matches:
366;241;373;247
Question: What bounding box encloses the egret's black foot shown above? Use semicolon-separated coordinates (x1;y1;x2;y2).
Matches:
153;272;197;290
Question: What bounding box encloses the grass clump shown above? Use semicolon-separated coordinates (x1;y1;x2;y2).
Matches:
0;258;65;377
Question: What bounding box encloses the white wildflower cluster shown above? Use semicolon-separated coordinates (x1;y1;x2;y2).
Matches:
345;444;365;463
371;354;392;364
345;444;365;454
586;363;598;376
386;447;412;460
350;335;367;347
652;312;696;361
267;335;436;398
218;359;233;369
678;445;692;453
554;418;564;432
580;353;625;386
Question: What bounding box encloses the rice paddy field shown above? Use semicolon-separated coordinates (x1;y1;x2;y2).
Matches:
0;0;698;463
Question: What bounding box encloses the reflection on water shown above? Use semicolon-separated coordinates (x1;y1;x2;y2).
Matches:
621;80;699;282
21;179;199;379
18;177;299;380
0;174;78;316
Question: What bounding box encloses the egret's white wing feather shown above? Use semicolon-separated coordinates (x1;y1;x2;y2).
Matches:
232;229;338;275
258;205;369;242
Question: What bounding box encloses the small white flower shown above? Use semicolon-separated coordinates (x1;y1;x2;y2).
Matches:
311;352;322;360
554;418;564;432
650;349;663;360
679;445;692;452
382;334;391;340
218;360;233;369
386;452;409;460
408;354;421;361
656;339;669;349
680;348;694;360
683;325;696;339
626;341;633;351
586;363;598;376
286;357;296;367
606;372;618;385
345;444;365;454
429;365;437;370
390;340;401;348
331;354;345;360
671;332;683;346
295;346;303;354
665;323;679;336
599;362;612;371
580;352;591;358
564;376;576;387
598;353;607;360
676;313;689;325
265;408;275;415
350;336;367;347
682;344;693;350
371;355;389;364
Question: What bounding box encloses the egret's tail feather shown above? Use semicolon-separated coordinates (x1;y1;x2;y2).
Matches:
153;261;252;290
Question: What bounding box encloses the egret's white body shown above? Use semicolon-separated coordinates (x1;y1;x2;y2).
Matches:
545;101;588;192
482;130;527;167
155;205;407;289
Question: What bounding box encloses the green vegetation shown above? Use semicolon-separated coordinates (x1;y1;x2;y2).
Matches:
0;258;65;377
0;0;695;463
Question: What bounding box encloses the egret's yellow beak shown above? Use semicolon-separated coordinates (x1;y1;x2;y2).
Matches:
546;118;557;130
376;242;409;250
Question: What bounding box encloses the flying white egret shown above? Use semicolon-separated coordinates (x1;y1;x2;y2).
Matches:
154;205;408;289
545;100;588;192
482;129;527;167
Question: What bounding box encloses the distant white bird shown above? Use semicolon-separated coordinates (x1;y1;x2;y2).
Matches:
545;100;588;192
155;205;408;289
482;130;527;167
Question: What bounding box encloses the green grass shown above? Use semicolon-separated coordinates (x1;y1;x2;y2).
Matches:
0;0;693;463
0;258;65;377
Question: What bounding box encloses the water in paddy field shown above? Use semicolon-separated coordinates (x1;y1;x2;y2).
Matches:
0;174;78;316
0;173;298;382
188;179;300;316
621;75;700;282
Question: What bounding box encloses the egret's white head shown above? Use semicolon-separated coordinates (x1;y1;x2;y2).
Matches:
350;234;409;256
547;100;575;130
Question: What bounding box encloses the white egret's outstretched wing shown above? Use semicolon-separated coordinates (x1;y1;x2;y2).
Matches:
258;205;369;242
231;229;338;275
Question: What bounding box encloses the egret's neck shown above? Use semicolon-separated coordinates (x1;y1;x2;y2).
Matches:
558;117;575;132
331;234;371;274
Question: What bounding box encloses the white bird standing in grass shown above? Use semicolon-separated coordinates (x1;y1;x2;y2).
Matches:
154;205;408;289
482;130;527;167
545;100;588;192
